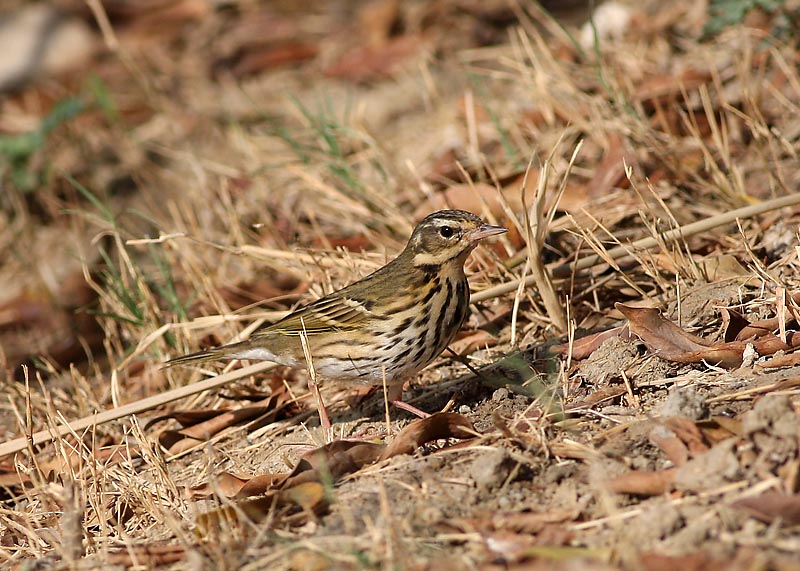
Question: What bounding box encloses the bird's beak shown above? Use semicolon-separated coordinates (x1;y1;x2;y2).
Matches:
469;223;508;242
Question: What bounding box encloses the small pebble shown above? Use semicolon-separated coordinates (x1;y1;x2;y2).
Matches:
492;388;509;401
458;404;471;414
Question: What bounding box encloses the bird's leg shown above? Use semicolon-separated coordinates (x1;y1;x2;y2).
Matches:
308;375;333;443
386;382;430;419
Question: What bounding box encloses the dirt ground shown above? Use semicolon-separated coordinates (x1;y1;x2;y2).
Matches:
2;1;800;570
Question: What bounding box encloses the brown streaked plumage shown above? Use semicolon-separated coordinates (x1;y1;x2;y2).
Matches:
167;210;507;431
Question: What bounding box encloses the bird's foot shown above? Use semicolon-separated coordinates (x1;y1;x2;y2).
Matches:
391;399;431;419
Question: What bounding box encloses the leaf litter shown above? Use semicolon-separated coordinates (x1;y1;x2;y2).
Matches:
2;0;800;569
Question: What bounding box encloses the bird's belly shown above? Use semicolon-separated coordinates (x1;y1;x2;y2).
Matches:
308;334;424;385
313;359;384;384
305;274;469;385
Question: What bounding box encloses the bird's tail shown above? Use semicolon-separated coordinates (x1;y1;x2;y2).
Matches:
164;342;246;368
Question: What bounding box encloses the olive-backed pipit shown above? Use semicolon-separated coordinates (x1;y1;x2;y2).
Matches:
168;209;507;434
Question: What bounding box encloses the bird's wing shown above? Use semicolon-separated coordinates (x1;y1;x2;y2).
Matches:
256;294;378;337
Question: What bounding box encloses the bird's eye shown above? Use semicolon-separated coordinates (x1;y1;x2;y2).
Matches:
439;226;454;238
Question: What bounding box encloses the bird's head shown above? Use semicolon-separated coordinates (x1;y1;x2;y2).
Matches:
406;209;507;267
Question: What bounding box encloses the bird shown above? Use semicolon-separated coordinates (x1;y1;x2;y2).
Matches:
167;209;507;437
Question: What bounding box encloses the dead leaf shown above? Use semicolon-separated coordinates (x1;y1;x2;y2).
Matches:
636;551;737;571
233;473;288;498
604;469;677;496
551;326;628;360
736;314;793;341
617;303;709;355
649;427;689;467
733;492;800;525
0;271;103;377
760;351;800;369
636;68;711;102
616;304;798;368
581;135;629;204
449;329;499;355
281;481;327;512
359;0;400;48
148;379;297;455
325;34;426;82
281;440;385;489
700;416;743;441
114;0;210;39
216;414;472;498
104;544;187;566
569;386;627;409
694;255;751;281
220;43;319;78
197;481;328;534
662;417;709;456
381;412;476;459
721;308;752;342
189;472;254;499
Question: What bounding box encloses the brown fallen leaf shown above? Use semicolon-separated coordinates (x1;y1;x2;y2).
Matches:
654;255;752;281
148;379;297;454
721;308;752;342
699;416;743;441
661;417;709;456
736;314;796;341
730;292;800;341
325;34;426;83
197;481;328;535
694;255;752;281
604;468;677;496
582;134;629;201
760;351;800;369
220;43;319;78
617;303;709;355
649;427;689;467
617;304;799;368
568;386;627;409
381;412;475;459
733;492;800;525
0;271;104;378
449;329;499;356
636;68;712;102
551;326;628;360
280;440;386;490
359;0;400;48
104;544;187;567
189;472;255;499
636;550;739;571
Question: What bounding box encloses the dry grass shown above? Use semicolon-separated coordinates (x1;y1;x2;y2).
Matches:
2;1;800;569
